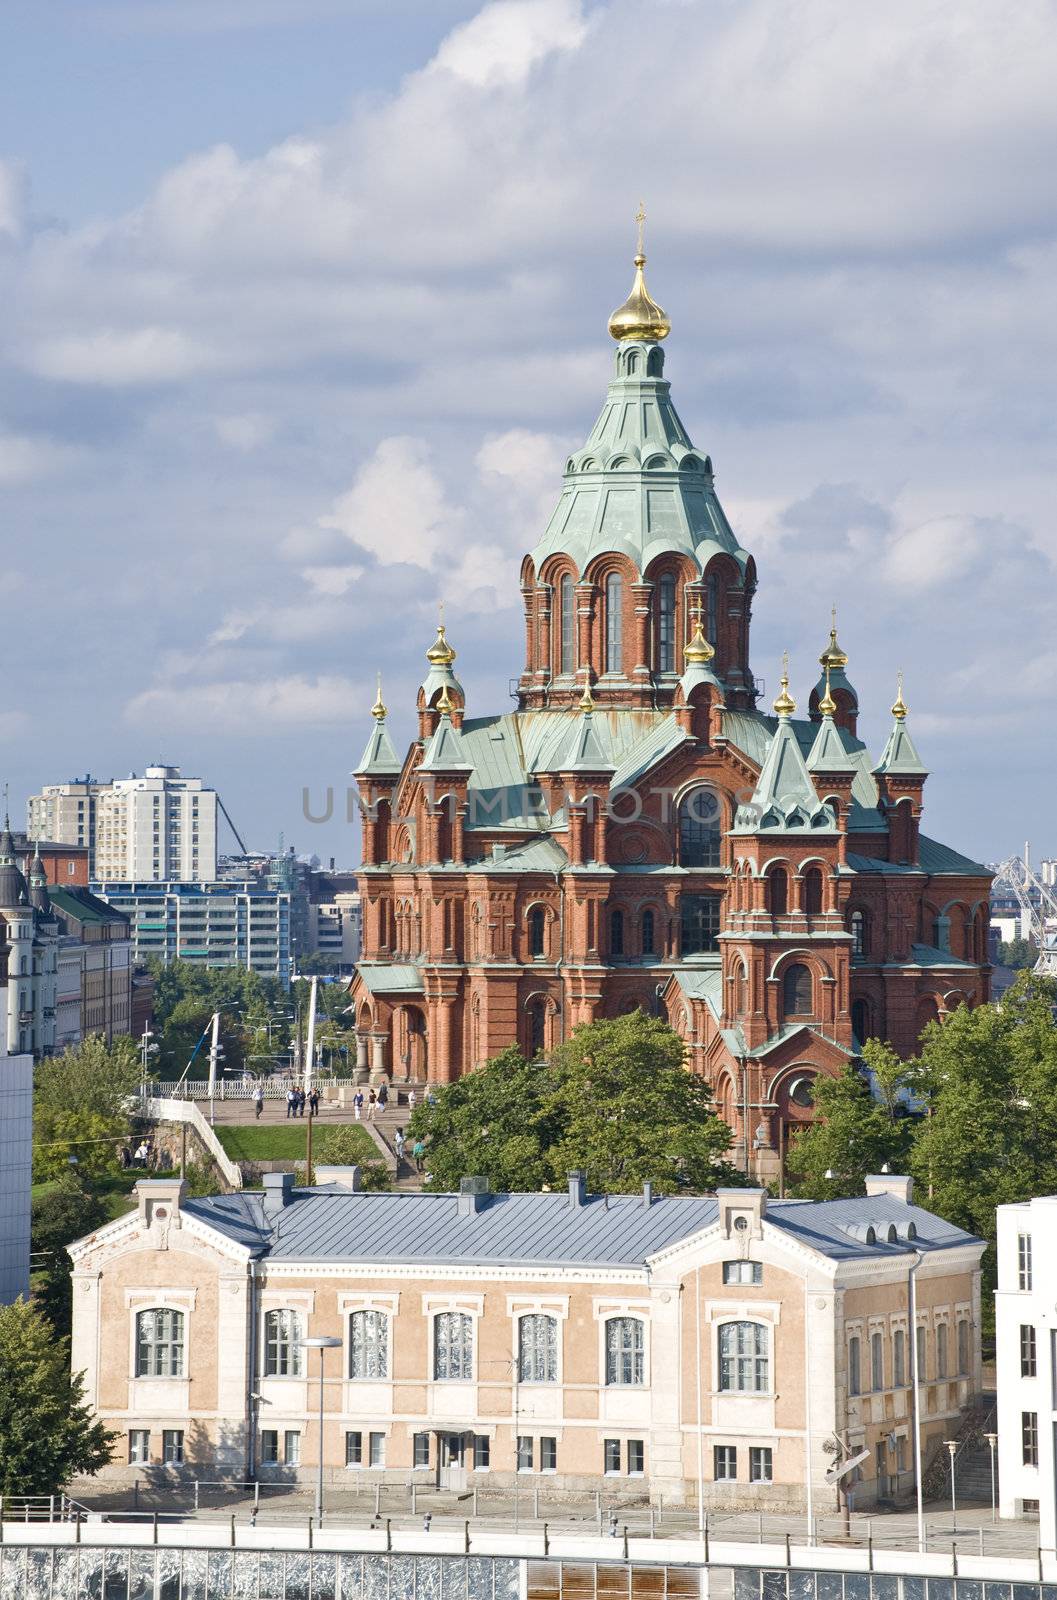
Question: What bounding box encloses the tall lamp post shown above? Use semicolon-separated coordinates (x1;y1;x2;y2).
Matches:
301;1335;342;1527
984;1431;998;1523
945;1439;958;1535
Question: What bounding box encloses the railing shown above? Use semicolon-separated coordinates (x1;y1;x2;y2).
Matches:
138;1096;243;1190
148;1076;364;1102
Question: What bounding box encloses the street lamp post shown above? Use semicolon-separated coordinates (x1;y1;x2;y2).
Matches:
984;1431;998;1523
301;1335;342;1527
945;1439;958;1534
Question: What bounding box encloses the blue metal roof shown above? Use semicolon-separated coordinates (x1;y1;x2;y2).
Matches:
182;1188;980;1268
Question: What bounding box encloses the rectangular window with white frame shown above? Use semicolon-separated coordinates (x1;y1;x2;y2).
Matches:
1023;1410;1039;1467
749;1447;773;1483
413;1433;430;1469
261;1430;279;1465
603;1439;621;1475
1018;1233;1033;1291
474;1436;490;1470
284;1431;301;1466
128;1430;150;1465
627;1439;644;1476
604;1317;645;1386
723;1261;762;1286
713;1445;737;1481
433;1311;473;1381
1021;1324;1037;1378
162;1429;183;1466
369;1432;386;1468
345;1432;362;1468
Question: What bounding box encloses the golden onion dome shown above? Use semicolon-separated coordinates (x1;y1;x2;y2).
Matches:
818;666;837;718
436;684;454;717
683;622;715;665
426;621;456;668
891;672;908;721
370;672;387;721
608;253;671;344
579;681;595;713
819;607;849;672
773;655;796;718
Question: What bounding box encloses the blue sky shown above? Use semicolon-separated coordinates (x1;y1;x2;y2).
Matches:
3;0;1056;867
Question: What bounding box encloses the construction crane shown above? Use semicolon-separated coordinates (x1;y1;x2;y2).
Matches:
216;792;249;855
991;854;1057;975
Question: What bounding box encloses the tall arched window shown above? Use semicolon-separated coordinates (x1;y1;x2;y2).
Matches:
528;906;546;959
434;1312;473;1381
605;1317;645;1386
560;574;575;675
605;573;623;673
803;867;824;916
849;909;866;961
641;909;655;957
783;963;812;1016
518;1314;558;1384
528;999;546;1058
767;868;788;916
264;1309;304;1377
706;572;718;643
135;1308;185;1378
349;1310;389;1379
851;999;870;1043
679;789;721;867
658;574;677;672
610;909;624;957
735;960;748;1015
718;1321;768;1392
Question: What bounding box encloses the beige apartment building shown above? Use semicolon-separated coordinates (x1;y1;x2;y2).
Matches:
69;1174;983;1507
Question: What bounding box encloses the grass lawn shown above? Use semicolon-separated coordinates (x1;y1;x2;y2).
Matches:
215;1124;379;1164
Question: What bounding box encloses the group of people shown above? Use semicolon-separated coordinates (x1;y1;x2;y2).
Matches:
121;1136;162;1170
282;1085;320;1119
392;1127;427;1173
351;1083;390;1121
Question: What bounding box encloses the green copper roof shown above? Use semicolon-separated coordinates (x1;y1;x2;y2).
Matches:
873;716;927;777
355;717;401;777
807;713;858;775
733;715;836;834
812;663;858;710
529;342;751;581
419;713;473;773
557;709;615;774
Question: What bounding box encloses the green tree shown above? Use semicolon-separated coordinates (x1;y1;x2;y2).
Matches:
34;1036;141;1181
910;973;1057;1305
786;1041;918;1200
30;1183;109;1336
410;1013;740;1195
999;937;1037;971
0;1300;114;1494
316;1126;390;1190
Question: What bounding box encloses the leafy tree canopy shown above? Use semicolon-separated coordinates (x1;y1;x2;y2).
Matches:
34;1036;141;1181
998;937;1037;972
316;1125;391;1190
786;1041;919;1200
31;1183;109;1337
409;1012;741;1195
0;1299;114;1495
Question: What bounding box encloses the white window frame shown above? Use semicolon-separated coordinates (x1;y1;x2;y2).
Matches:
717;1319;769;1394
134;1307;186;1379
348;1309;390;1381
263;1308;305;1378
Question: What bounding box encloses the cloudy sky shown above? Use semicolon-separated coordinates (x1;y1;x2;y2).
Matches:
3;0;1055;867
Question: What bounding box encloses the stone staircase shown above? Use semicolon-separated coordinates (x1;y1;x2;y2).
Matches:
922;1393;997;1505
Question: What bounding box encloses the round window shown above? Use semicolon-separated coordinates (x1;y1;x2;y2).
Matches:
788;1075;814;1109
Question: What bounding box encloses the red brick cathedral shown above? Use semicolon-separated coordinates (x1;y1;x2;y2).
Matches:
350;246;990;1169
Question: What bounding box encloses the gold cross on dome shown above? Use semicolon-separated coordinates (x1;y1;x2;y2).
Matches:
636;202;646;256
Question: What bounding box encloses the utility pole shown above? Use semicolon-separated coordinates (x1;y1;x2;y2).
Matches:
207;1011;221;1126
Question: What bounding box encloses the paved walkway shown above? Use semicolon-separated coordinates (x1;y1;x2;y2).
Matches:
199;1084;428;1187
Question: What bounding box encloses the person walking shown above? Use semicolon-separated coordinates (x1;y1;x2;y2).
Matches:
407;1087;417;1113
309;1089;319;1117
298;1087;306;1118
366;1089;378;1121
286;1087;296;1120
394;1127;406;1165
378;1081;389;1111
353;1089;364;1121
254;1085;264;1120
412;1138;425;1174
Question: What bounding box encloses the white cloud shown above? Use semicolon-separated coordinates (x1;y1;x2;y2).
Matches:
0;432;80;485
0;160;23;240
316;436;465;567
29;327;216;387
430;0;588;86
213;412;275;451
125;674;360;731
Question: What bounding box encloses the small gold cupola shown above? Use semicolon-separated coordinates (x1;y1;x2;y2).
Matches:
426;620;456;668
891;671;909;721
819;606;849;673
607;205;671;345
818;665;837;718
683;621;715;664
773;654;796;718
371;672;387;721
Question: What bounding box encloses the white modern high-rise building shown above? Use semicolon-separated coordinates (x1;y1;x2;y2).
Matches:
30;767;218;882
996;1196;1057;1545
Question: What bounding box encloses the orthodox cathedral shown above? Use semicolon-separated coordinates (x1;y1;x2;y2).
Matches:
349;242;990;1170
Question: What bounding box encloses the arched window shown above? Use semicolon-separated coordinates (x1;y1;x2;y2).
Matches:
528;999;546;1058
560;574;575;675
264;1309;304;1377
605;573;623;673
679;789;721;867
706;572;718;643
936;1323;948;1380
768;868;788;916
718;1321;768;1393
782;963;812;1016
433;1312;473;1381
605;1317;645;1386
658;574;677;673
610;909;624;957
529;906;546;959
803;867;824;917
135;1308;185;1378
849;909;866;961
871;1331;884;1390
349;1310;389;1379
893;1328;906;1387
518;1314;558;1384
735;960;748;1015
849;1334;861;1395
641;909;655;957
851;999;870;1043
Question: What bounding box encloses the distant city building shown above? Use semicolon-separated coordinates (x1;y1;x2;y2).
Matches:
0;822;59;1056
996;1196;1057;1542
48;887;134;1047
0;1051;32;1304
92;881;291;985
70;1173;982;1504
306;889;361;973
12;830;89;889
29;766;218;881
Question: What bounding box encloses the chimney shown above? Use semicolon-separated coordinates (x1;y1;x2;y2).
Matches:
642;1181;654;1208
262;1172;296;1218
136;1178;186;1230
865;1174;914;1205
568;1171;587;1208
458;1176;490;1218
716;1187;766;1239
